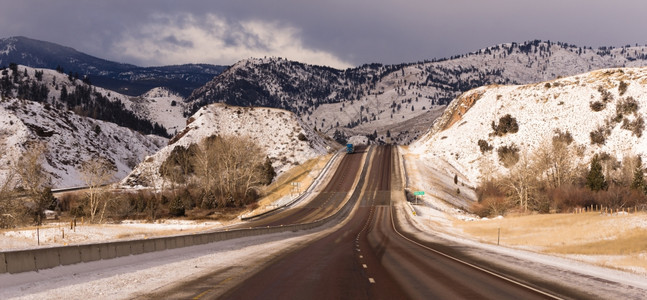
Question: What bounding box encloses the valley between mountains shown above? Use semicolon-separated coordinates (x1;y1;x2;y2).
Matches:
1;37;647;299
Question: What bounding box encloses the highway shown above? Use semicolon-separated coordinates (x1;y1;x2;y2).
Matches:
221;146;565;299
237;145;366;228
144;146;585;299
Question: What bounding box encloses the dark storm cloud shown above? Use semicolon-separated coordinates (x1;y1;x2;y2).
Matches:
162;35;194;48
1;0;646;68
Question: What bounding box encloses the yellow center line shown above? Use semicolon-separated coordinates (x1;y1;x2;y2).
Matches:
192;277;233;300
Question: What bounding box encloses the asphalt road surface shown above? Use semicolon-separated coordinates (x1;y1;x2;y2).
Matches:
144;146;583;299
221;146;563;299
238;146;366;228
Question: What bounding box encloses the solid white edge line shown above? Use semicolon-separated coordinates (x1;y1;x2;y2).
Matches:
389;200;564;300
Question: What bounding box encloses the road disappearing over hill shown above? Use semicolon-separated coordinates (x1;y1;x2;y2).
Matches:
218;146;571;299
137;146;596;299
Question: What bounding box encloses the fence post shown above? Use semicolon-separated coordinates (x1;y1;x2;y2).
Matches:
497;228;500;246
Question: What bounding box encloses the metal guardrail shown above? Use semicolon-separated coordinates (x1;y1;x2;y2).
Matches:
0;147;373;275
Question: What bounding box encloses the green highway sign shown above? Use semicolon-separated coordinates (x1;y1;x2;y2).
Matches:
414;191;424;196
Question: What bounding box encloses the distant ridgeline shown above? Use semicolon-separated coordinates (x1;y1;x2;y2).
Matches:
186;40;647;144
1;63;169;137
0;36;227;97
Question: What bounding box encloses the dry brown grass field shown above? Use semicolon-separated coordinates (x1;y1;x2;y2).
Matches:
255;154;332;208
455;211;647;273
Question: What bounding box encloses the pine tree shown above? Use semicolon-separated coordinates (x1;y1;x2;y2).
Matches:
586;155;608;191
169;196;185;217
260;157;275;185
630;156;645;192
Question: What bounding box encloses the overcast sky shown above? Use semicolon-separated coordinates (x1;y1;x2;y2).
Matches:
2;0;646;69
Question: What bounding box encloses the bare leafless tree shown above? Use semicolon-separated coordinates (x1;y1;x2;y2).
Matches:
0;161;20;228
15;142;51;224
499;152;537;211
192;135;266;208
79;157;116;223
533;138;579;189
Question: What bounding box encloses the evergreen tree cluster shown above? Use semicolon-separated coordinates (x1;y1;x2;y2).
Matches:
1;63;169;138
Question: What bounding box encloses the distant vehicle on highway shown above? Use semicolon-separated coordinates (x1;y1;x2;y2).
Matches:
346;143;354;153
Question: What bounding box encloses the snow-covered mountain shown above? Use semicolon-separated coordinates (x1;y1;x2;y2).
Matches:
0;98;166;188
0;65;192;188
410;66;647;185
186;40;647;144
122;103;338;188
0;36;227;97
129;87;187;136
1;64;185;137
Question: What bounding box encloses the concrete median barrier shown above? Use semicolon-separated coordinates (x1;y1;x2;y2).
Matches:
100;243;116;260
175;236;185;248
59;246;81;265
115;242;131;257
33;248;60;271
130;241;144;255
154;238;166;251
143;239;156;253
165;237;177;250
79;244;101;262
0;252;6;274
6;251;36;274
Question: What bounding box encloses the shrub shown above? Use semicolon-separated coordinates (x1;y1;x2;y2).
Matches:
548;185;594;212
617;96;639;115
590;127;607;145
589;101;606;112
492;114;519;136
552;129;573;145
594;185;646;209
497;144;520;168
472;196;511;217
597;86;614;102
477;139;493;153
618;80;628;96
169;196;185;217
70;204;86;217
621;116;645;138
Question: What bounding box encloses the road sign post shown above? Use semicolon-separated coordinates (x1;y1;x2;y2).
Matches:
413;191;424;205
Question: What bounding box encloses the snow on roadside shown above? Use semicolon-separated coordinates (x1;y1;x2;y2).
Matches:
400;148;647;299
397;200;647;299
0;220;226;251
0;229;324;299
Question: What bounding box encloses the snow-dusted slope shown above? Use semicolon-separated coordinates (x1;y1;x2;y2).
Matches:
410;67;647;185
1;65;185;137
131;87;187;135
0;99;166;188
122;103;338;188
187;41;647;144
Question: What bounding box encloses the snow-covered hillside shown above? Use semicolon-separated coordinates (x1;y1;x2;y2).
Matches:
1;65;185;137
122;103;338;188
410;67;647;185
0;36;228;97
0;99;166;188
186;41;647;144
131;87;187;135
